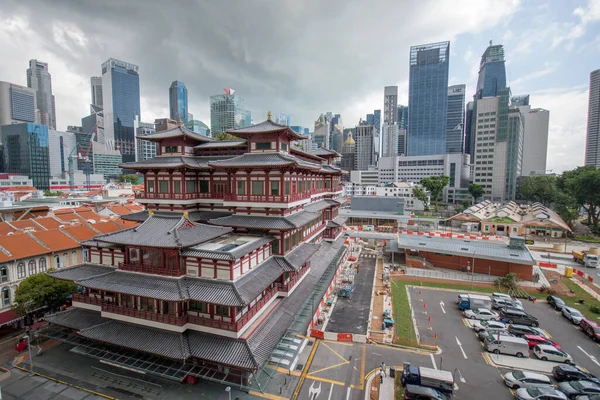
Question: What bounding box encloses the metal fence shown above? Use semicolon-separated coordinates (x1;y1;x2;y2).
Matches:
404;267;497;282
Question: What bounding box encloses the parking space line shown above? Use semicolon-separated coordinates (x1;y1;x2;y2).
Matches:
430;354;438;370
481;352;491;365
541;329;552;338
308;360;349;376
319;341;349;363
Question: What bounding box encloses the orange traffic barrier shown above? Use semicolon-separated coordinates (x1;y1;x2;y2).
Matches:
337;333;352;342
311;329;325;339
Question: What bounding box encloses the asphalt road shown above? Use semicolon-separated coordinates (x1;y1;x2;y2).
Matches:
327;256;377;334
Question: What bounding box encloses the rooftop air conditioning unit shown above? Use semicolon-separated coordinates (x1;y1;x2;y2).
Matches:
23;227;35;232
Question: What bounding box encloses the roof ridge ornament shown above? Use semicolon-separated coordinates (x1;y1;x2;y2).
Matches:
267;111;272;121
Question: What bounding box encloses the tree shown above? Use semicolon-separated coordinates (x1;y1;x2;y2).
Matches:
517;175;558;206
13;272;78;316
554;191;579;230
560;166;600;231
119;174;139;184
412;185;430;212
215;132;240;141
43;190;62;197
468;184;485;205
419;176;450;212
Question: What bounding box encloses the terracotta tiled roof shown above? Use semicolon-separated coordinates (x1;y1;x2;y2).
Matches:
31;230;80;252
0;186;37;192
55;213;87;223
8;219;43;230
107;205;131;215
111;219;139;229
61;225;98;242
0;223;16;236
123;203;144;212
0;233;50;261
32;217;63;230
92;221;122;234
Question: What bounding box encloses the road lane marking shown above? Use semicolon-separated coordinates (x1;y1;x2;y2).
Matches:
305;376;346;387
327;383;334;400
430;354;438;369
440;300;446;314
319;341;349;363
308;360;349;376
578;346;600;367
456;336;468;359
291;340;319;400
346;387;351;400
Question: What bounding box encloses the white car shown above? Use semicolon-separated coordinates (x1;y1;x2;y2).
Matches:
464;307;499;321
533;344;573;364
503;371;553;389
492;292;523;306
473;320;506;333
514;387;567;400
562;306;584;324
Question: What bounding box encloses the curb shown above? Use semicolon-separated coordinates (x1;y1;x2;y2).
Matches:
368;339;440;354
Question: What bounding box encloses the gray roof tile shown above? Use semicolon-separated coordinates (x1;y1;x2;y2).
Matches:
77;271;184;301
43;308;106;330
181;236;274;260
120;210;233;223
304;199;339;213
208;152;321;170
210;215;295;230
226;119;307;140
183;278;241;306
234;257;286;303
286;211;320;227
194;140;246;148
94;216;232;248
283;243;321;270
138;126;213;142
187;331;256;370
49;264;116;281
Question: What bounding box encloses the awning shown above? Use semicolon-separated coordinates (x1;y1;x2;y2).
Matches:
0;309;24;327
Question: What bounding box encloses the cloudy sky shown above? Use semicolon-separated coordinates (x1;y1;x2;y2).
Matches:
0;0;598;172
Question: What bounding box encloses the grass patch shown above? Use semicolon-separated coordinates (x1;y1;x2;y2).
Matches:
573;235;600;243
395;373;404;400
559;278;600;320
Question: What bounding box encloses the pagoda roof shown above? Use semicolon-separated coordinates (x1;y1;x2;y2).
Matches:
226;119;307;140
120;210;233;223
91;215;232;248
44;307;106;330
304;199;340;213
137;125;213;143
181;235;274;261
118;155;230;170
290;147;325;162
208;152;321;170
283;243;321;270
326;215;348;228
209;211;319;230
309;148;341;157
194;140;247;149
49;263;116;281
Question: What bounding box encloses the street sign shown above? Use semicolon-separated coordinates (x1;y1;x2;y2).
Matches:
525;239;534;245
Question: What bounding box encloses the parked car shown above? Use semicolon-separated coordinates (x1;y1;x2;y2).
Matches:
403;384;450;400
574;395;600;400
503;371;553;389
524;334;562;350
515;387;567;400
509;324;548;338
464;307;499;320
563;307;585;324
552;365;600;384
485;335;529;358
557;381;600;399
580;319;600;342
473;320;506;333
493;297;524;311
501;309;539;327
492;292;523;306
478;328;511;341
533;344;573;363
548;295;566;310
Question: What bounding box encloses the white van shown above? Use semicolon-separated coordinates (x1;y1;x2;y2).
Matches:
485;335;529;358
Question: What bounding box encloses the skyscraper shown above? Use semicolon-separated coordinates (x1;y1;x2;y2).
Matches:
101;58;141;163
397;105;408;130
1;123;50;190
26;59;56;129
519;105;550;176
475;43;507;99
408;41;450;156
313;114;329;148
354;123;375;170
585;69;600;168
0;81;36;126
169;81;188;124
446;84;466;153
464;101;474;158
209;89;250;137
90;77;103;111
382;86;399;157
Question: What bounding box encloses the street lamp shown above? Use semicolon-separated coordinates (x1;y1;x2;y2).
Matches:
23;335;33;374
225;386;231;400
453;368;466;390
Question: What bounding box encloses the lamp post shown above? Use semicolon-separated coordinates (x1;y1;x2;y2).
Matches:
225;386;231;400
23;335;33;374
453;368;466;390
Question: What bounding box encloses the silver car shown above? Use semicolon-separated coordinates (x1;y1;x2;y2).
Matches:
533;344;573;364
473;320;505;332
515;387;567;400
478;328;511;341
562;306;584;324
504;371;553;389
464;307;499;321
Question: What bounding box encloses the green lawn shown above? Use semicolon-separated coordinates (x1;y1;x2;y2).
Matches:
558;278;600;320
395;373;403;400
573;235;600;243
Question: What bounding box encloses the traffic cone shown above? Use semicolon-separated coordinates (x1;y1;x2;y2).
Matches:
428;316;431;322
434;333;438;339
419;290;422;295
424;302;427;308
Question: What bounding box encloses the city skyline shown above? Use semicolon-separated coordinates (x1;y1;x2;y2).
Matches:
0;0;598;172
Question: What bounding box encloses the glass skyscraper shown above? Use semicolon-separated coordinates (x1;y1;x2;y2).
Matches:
446;84;466;153
210;91;250;137
169;81;188;124
27;59;56;129
0;123;50;190
475;44;506;99
101;58;140;164
408;41;450;156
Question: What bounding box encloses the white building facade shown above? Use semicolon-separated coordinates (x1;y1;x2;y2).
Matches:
520;106;550;176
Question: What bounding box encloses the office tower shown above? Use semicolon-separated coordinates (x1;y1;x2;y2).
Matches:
209;89;250;137
330;124;343;153
169;81;188;123
397;105;408;130
354;123;375;170
373;110;381;136
101;58;141;163
585;69;600;168
518;105;549;176
408;41;450;156
276;113;291;126
397;128;407;156
465;101;474;158
313;114;329;148
446;84;466;153
511;95;530;107
26;59;56;129
1;123;50;190
134;118;157;162
340;134;356;171
475;42;507;99
48;129;77;177
382;86;399;157
185;119;210;136
0;82;37;126
90;76;103;110
187;112;194;122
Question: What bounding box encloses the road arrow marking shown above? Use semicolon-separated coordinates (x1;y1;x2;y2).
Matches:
440;301;446;314
456;336;468;359
309;380;322;399
578;346;600;367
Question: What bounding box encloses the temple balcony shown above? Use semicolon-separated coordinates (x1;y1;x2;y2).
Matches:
223;192;310;204
73;293;102;307
276;262;310;294
136;192;224;200
102;303;187;327
119;262;184;277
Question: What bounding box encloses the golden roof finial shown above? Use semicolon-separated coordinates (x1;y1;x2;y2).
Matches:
267;111;272;121
177;119;183;126
148;209;154;217
183;211;189;219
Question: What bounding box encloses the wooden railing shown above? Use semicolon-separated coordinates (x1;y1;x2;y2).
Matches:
136;192;224;200
102;303;187;326
223;192;310;203
277;262;310;292
118;262;184;277
73;293;102;306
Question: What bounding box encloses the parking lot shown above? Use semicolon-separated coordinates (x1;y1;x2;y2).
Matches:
407;286;600;399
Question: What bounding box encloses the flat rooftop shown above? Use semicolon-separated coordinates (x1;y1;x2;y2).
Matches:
192;234;263;252
396;233;535;265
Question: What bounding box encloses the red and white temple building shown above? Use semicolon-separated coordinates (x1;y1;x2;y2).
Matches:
43;116;348;388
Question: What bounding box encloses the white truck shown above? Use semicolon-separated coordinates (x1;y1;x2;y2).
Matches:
572;250;599;268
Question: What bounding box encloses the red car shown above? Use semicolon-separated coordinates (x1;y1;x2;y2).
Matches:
581;318;600;341
524;334;562;350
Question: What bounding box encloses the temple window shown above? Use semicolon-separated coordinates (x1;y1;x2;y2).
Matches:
270;181;279;196
189;301;208;313
165;146;177;153
216;305;230;317
199;181;209;193
147;181;154;193
251;181;263;195
173;180;181;194
285;182;290;195
139;297;152;312
272;240;279;254
281;143;288;151
256;142;271;150
186;180;196;193
237;181;246;195
158;181;168;193
129;248;139;265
